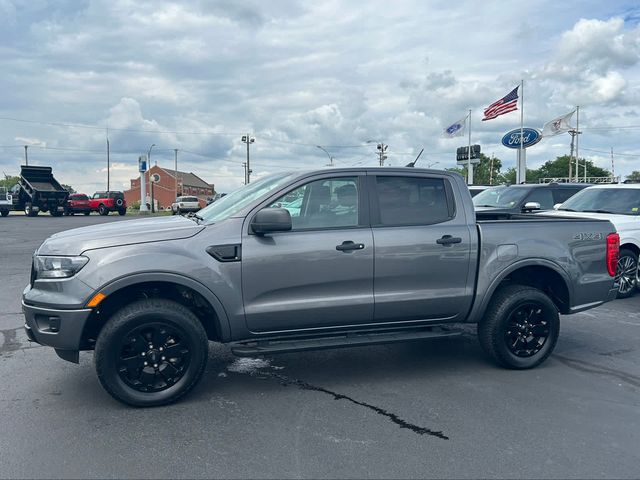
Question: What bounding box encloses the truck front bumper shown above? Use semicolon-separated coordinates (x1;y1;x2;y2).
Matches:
22;300;92;363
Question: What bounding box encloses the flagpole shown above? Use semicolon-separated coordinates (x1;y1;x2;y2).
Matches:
467;109;472;185
519;79;524;184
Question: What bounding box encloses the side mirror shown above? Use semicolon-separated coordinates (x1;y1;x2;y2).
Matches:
251;208;292;235
522;202;541;211
553;203;562;210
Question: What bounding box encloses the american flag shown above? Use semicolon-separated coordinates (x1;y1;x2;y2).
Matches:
482;86;519;121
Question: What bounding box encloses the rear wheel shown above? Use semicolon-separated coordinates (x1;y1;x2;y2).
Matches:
615;249;638;299
94;299;209;407
84;211;91;216
98;204;109;216
1;209;9;217
118;208;127;216
478;285;559;369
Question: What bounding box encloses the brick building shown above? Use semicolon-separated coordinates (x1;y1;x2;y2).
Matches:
124;165;215;210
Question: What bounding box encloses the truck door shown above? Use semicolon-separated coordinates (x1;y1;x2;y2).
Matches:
369;173;474;323
241;173;374;333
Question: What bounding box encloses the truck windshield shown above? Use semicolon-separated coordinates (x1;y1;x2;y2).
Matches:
472;186;529;208
559;188;640;215
197;172;298;224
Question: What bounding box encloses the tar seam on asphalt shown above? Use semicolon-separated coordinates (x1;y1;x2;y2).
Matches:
252;370;449;440
555;354;640;388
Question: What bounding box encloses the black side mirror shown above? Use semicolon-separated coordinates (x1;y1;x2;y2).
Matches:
251;208;292;235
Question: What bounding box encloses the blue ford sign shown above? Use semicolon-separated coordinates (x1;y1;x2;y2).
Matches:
501;128;542;149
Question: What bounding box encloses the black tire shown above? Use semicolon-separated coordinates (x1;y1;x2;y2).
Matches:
615;249;638;299
84;211;91;216
25;204;38;217
94;299;209;407
50;209;63;217
177;208;182;216
98;204;109;216
1;209;9;217
118;208;127;216
478;284;560;369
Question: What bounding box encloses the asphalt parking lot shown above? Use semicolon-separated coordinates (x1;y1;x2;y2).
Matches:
1;214;639;479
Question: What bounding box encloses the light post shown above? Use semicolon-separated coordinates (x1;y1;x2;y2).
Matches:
367;140;388;166
174;149;179;200
241;134;255;183
146;144;155;212
316;145;334;167
426;161;440;168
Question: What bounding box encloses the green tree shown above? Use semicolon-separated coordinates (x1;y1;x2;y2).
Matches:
626;171;640;182
0;175;20;190
61;184;76;194
532;155;610;181
446;153;504;185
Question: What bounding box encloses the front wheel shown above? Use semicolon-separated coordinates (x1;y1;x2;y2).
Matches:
94;299;209;407
478;285;559;369
84;211;91;216
615;249;638;299
1;209;9;217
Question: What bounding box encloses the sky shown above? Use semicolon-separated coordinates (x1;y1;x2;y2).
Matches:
1;0;639;194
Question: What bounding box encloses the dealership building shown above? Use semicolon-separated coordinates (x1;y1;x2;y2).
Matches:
124;165;215;210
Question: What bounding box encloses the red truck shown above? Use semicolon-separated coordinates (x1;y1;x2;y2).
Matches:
64;193;92;215
90;191;127;216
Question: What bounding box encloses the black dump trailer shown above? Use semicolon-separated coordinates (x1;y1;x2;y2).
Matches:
12;165;69;217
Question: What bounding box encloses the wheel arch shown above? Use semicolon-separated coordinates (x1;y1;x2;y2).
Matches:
620;242;640;256
476;260;572;320
81;273;231;349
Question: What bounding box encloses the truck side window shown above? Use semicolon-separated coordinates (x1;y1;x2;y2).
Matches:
553;188;580;205
375;176;451;226
270;177;359;230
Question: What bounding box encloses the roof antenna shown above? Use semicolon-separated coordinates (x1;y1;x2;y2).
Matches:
405;148;424;168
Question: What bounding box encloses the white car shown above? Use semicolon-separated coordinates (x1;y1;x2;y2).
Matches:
541;183;640;298
171;196;201;215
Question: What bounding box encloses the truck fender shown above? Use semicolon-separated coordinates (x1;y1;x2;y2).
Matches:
95;272;232;342
471;258;573;322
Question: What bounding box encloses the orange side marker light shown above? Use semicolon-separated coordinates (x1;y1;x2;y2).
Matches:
87;292;106;308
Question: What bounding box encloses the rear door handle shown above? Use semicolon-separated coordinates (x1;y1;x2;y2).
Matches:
436;235;462;246
336;241;365;252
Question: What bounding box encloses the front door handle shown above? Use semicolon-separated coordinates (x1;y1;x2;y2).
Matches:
436;235;462;246
336;241;365;252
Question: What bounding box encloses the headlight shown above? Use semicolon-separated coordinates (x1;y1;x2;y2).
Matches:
33;255;89;279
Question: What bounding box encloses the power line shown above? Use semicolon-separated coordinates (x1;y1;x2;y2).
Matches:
581;147;638;157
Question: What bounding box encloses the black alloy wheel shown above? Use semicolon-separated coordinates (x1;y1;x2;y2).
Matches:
478;284;560;369
615;249;638;299
95;299;209;407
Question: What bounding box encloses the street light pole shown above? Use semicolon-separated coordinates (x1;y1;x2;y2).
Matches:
24;145;28;166
174;149;179;199
147;144;155;212
241;134;255;183
316;145;334;166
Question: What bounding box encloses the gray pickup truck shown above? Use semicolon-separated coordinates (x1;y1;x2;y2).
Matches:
23;168;619;406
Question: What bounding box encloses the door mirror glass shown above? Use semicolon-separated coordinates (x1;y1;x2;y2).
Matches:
251;208;292;235
523;201;541;211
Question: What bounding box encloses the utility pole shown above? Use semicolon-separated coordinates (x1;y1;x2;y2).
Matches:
489;154;495;186
376;143;388;166
174;149;179;199
106;136;110;191
241;134;255;183
568;129;581;181
611;147;615;181
24;145;28;166
242;162;247;184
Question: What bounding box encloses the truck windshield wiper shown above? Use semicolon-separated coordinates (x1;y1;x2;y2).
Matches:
582;209;614;214
186;212;204;223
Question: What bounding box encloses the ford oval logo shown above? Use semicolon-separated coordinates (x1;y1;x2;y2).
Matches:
501;128;542;149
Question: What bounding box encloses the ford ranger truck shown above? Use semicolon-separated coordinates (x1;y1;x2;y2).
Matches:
23;168;619;406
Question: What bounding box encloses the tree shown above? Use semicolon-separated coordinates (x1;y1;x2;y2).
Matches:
0;175;20;190
61;184;76;194
446;153;504;185
626;171;640;182
532;155;610;181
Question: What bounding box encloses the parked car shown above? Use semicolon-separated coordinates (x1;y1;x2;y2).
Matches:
0;187;11;217
540;183;640;298
64;193;91;215
90;191;127;216
171;196;201;215
23;168;618;406
468;185;490;197
473;183;590;219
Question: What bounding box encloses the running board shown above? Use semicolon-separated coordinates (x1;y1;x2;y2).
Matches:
231;327;461;356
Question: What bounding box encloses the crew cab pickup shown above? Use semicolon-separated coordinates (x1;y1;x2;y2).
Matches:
22;168;619;406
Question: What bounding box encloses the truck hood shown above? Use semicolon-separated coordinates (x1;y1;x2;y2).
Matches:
37;216;205;255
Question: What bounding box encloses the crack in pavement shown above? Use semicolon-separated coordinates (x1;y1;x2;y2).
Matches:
555;354;640;388
251;370;449;440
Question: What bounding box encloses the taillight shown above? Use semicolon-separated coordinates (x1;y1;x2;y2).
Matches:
606;233;620;277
